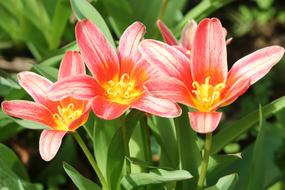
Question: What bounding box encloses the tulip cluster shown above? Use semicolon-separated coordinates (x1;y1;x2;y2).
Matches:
1;17;284;164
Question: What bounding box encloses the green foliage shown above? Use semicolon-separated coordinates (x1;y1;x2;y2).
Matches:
0;0;285;189
63;162;101;190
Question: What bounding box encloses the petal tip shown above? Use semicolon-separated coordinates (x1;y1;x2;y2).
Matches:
188;112;222;133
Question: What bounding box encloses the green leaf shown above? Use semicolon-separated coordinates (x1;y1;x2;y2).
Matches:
174;0;232;35
49;0;72;49
0;144;29;181
63;162;101;190
205;174;238;190
33;64;58;82
245;105;265;190
106;111;145;190
0;144;43;190
211;96;285;154
148;116;179;169
174;105;201;189
13;118;48;130
70;0;115;47
121;169;192;189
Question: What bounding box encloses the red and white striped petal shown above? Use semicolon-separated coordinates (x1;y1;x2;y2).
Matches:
75;19;119;84
139;39;192;85
157;20;178;46
191;18;227;84
144;76;193;106
1;100;56;128
131;95;181;118
118;22;146;74
48;75;103;101
181;19;197;50
68;102;92;131
39;130;66;161
58;51;86;80
91;96;129;120
227;46;284;87
188;112;222;133
17;71;58;113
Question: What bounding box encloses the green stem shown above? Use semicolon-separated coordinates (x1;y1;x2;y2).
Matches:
121;117;131;174
196;133;212;190
72;131;108;190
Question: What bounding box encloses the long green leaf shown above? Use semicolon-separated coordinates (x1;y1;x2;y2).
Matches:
211;96;285;154
174;0;232;35
205;174;238;190
70;0;115;47
174;105;201;190
0;144;29;181
121;169;192;189
63;162;101;190
245;105;265;190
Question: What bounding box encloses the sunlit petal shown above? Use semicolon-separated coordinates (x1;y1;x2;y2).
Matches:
39;130;66;161
191;18;227;84
58;51;86;80
76;19;119;84
131;95;181;117
188;112;222;133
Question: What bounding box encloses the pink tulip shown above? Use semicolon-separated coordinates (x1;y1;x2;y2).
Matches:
47;20;181;120
140;18;284;133
1;51;91;161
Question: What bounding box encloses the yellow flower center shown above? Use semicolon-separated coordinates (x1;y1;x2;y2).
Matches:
192;77;225;112
53;103;83;131
105;73;143;104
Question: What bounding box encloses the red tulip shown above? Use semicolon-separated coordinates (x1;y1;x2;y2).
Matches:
48;20;181;120
140;18;284;133
1;51;91;161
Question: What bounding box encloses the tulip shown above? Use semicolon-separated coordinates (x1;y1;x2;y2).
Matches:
140;18;284;133
48;20;181;120
1;51;91;161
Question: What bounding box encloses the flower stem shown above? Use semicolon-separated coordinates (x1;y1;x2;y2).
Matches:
196;133;212;190
72;131;108;190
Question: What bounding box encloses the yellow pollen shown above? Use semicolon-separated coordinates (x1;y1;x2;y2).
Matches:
53;103;82;131
192;77;225;112
105;73;143;104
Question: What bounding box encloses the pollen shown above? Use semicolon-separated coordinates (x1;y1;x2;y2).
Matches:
105;73;143;104
192;77;225;112
53;103;83;131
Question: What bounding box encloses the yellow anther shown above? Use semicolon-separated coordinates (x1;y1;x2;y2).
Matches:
192;77;225;112
105;73;143;104
53;103;83;131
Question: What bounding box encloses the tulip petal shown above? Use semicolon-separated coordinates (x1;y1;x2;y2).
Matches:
227;46;285;86
48;75;103;101
156;20;178;46
139;39;192;85
118;22;146;73
17;71;58;113
68;101;91;131
144;76;193;106
181;19;197;50
216;79;250;108
131;95;181;118
1;100;56;128
191;18;227;84
75;19;119;84
188;112;222;133
39;130;66;161
92;96;129;120
58;51;86;80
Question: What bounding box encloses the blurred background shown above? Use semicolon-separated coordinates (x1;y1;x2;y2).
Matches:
0;0;285;189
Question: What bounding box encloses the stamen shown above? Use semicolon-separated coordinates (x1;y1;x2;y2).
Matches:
105;73;143;104
53;103;83;131
191;76;225;112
